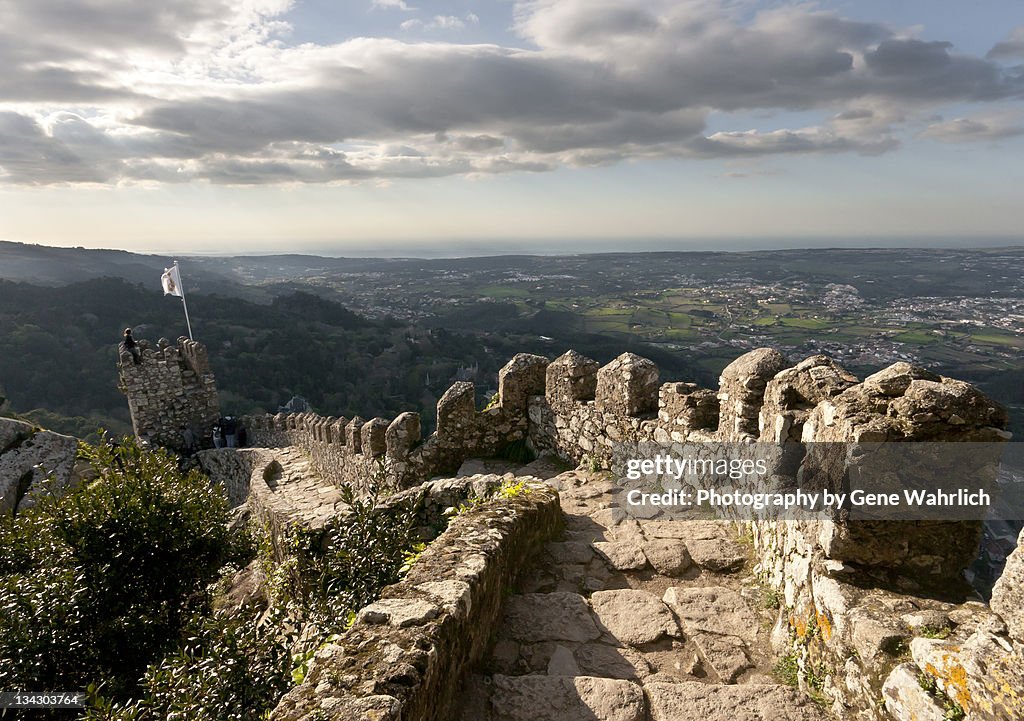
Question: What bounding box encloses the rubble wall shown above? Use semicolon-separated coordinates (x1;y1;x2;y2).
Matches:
269;480;562;721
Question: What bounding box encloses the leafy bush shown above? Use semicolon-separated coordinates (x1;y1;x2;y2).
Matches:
281;482;420;634
0;436;231;698
87;604;292;721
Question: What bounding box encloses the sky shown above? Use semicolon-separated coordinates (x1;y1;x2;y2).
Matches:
0;0;1022;255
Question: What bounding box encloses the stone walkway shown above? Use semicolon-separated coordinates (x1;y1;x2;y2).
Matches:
253;446;349;528
456;468;831;721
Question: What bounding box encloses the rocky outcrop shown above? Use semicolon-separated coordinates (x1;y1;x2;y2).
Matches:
991;527;1024;642
0;417;80;514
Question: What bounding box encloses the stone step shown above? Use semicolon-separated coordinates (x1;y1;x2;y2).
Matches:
644;681;830;721
490;675;645;721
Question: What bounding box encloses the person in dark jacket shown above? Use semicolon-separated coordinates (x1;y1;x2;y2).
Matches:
122;327;141;364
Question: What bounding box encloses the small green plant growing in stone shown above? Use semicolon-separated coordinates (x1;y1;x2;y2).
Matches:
881;636;910;658
918;624;952;640
918;673;966;721
497;479;530;500
758;580;782;610
581;454;602;472
482;392;501;411
773;652;800;687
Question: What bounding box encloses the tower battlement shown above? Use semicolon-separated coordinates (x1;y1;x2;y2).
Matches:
118;336;220;450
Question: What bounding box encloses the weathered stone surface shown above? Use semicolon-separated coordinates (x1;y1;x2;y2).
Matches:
385;412;421;457
547;645;581;676
717;347;787;440
882;663;946;721
490;675;644;721
645;682;829;721
641;539;692;577
911;632;1024;721
592;541;649;571
684;538;746;572
690;633;751;683
575;644;653;680
663;586;758;643
595;353;659;417
991;527;1024;643
759;355;857;442
590;590;680;646
498;354;550;413
0;417;80;514
357;598;440;628
546;541;597;565
546;350;600;407
849;608;908;663
504;592;601;644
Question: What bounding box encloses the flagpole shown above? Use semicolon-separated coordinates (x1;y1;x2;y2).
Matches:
175;260;194;341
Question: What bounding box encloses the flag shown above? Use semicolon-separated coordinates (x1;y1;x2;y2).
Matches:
161;265;183;297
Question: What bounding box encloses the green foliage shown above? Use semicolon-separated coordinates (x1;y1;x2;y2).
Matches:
497;479;530;500
759;581;783;611
918;673;966;721
87;604;292;721
281;482;420;634
0;436;232;699
918;624;952;640
773;652;799;687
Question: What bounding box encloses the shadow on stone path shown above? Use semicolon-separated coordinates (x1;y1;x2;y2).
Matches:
456;467;832;721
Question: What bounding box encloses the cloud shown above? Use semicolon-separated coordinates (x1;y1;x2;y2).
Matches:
988;26;1024;60
918;113;1024;143
372;0;416;11
401;14;479;32
0;0;1022;185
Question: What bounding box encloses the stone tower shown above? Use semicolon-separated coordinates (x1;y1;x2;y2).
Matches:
118;336;220;451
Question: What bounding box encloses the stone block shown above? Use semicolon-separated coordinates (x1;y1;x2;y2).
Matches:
386;412;421;457
361;418;389;457
595;353;658;417
437;382;476;440
346;416;365;453
546;350;599;407
498;353;550;412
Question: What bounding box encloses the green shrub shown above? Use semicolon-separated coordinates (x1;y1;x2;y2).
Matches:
87;604;292;721
282;482;419;634
0;435;231;698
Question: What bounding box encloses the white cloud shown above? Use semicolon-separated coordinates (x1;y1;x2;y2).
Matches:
401;14;477;32
0;0;1022;185
372;0;416;11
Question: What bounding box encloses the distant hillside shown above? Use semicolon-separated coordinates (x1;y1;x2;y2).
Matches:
0;278;509;439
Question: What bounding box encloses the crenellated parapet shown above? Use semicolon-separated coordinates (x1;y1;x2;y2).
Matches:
117;335;220;451
245;353;550;492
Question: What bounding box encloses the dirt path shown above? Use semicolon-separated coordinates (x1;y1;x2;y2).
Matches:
456;468;832;721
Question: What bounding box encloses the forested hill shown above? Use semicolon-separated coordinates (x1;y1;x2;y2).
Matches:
0;278;504;440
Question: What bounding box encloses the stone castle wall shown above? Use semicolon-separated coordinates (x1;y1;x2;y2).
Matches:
243;353;548;493
118;336;220;451
121;339;1020;720
521;346;1018;721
